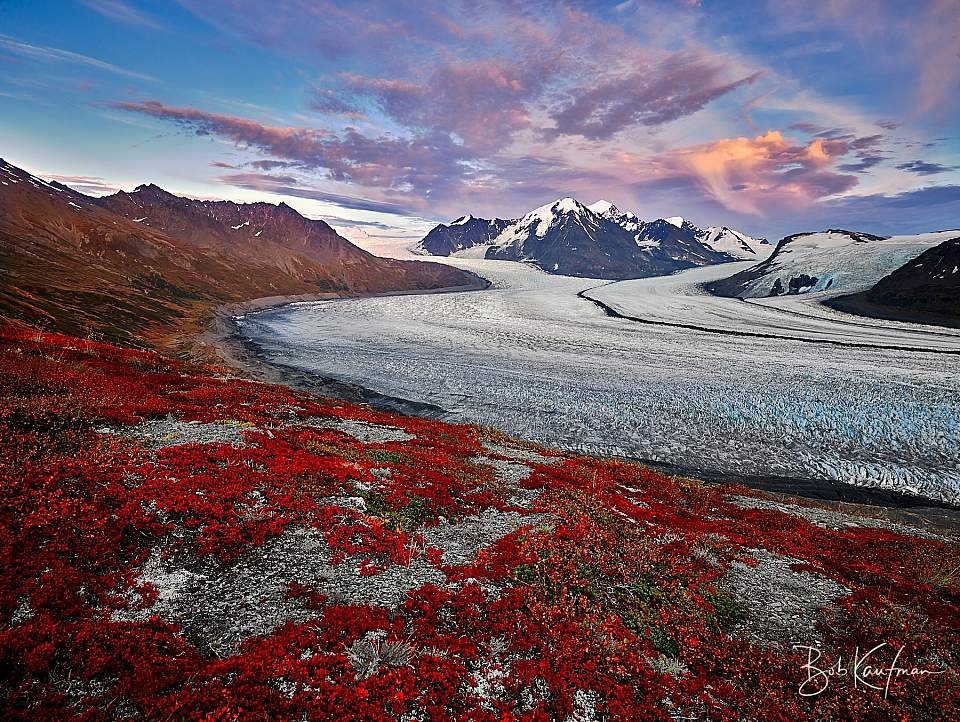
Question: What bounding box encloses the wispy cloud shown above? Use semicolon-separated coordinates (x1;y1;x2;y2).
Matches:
548;55;761;140
896;160;957;175
114;99;471;204
178;0;763;151
637;130;860;215
0;33;156;82
42;173;119;195
769;0;960;116
80;0;163;29
218;171;420;215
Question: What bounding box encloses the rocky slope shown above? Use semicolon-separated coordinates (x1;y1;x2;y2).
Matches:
828;235;960;327
415;215;514;256
707;229;959;299
0;159;479;346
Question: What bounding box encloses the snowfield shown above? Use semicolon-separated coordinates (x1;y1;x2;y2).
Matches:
238;257;960;504
720;230;959;298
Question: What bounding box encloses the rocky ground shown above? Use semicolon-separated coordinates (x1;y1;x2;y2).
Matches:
1;323;958;721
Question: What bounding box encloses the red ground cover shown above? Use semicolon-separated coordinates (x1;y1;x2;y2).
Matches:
0;324;956;720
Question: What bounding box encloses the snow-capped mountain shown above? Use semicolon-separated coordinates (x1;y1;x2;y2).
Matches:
415;215;514;256
484;197;737;279
631;218;740;267
707;229;960;298
697;226;772;260
418;197;754;279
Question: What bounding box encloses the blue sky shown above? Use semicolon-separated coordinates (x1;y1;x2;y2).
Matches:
1;0;958;244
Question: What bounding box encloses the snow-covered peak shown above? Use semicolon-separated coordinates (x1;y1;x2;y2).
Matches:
665;216;684;228
450;214;473;226
587;200;615;215
518;197;591;236
553;197;584;213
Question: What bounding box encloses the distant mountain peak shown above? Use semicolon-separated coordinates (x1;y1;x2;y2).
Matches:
414;214;514;256
129;183;180;203
528;197;588;217
515;197;595;238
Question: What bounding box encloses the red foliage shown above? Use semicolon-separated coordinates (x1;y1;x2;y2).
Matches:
0;324;957;720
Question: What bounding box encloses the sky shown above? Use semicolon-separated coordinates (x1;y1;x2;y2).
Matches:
1;0;959;246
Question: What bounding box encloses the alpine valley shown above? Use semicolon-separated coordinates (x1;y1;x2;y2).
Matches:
5;2;960;720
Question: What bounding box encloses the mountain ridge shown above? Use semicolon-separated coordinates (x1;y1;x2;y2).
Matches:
0;158;481;348
416;197;770;279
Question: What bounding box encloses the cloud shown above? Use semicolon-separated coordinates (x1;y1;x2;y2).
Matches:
42;173;119;195
797;184;960;235
0;33;156;81
874;184;960;208
247;159;298;170
548;53;762;140
641;130;858;215
838;155;886;172
177;0;764;151
309;88;364;118
788;122;828;134
343;56;556;151
913;0;960;115
113;100;472;202
218;172;420;215
896;160;957;175
80;0;163;29
318;215;394;230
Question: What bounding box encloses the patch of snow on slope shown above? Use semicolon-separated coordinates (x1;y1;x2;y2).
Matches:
665;216;684;228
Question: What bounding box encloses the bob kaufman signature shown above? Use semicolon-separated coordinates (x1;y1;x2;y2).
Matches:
794;643;948;698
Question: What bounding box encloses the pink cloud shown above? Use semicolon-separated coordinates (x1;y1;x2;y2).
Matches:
342;57;552;151
113;100;471;203
645;130;858;215
549;53;762;140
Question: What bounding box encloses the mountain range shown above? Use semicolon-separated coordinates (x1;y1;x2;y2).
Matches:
0;159;479;347
415;197;771;279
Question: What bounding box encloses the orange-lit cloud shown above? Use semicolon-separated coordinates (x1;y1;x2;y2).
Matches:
647;130;858;215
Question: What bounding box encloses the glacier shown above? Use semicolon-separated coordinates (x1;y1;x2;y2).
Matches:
236;258;960;505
